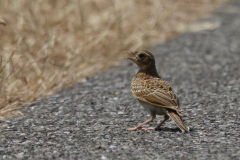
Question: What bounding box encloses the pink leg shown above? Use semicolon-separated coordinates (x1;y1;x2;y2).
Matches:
154;115;169;130
128;116;156;131
142;115;169;131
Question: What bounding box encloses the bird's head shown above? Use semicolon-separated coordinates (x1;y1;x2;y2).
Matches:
126;50;155;70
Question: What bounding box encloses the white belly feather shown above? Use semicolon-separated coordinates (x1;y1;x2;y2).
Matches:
138;100;167;115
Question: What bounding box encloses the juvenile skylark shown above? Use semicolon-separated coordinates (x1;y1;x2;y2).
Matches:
126;50;189;132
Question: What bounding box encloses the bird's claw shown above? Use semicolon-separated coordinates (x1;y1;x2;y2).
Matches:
128;127;158;131
128;127;142;131
141;127;156;131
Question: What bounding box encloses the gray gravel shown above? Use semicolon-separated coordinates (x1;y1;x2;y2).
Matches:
1;1;240;160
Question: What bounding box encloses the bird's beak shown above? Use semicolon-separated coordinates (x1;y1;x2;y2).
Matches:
125;51;137;62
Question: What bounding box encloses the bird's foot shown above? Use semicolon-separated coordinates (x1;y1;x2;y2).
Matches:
141;127;156;131
128;127;165;131
128;127;142;131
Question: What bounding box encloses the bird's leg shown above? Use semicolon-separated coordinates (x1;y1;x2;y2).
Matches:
128;116;156;131
154;115;169;130
142;115;169;131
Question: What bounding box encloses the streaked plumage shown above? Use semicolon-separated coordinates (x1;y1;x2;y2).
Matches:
126;50;189;132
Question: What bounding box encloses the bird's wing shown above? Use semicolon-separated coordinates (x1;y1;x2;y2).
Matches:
131;75;183;113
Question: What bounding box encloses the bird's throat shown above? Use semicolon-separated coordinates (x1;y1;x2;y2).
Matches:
138;65;160;77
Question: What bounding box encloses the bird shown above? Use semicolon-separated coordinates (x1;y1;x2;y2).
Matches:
126;50;189;132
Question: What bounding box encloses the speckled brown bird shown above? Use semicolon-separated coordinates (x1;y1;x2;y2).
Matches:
126;50;189;132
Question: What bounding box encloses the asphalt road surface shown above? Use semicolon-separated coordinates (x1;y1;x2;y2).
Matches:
1;1;240;159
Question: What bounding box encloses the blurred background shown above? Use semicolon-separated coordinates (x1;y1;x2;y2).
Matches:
0;0;229;119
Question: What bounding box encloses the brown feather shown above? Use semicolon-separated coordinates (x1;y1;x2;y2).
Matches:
131;72;183;113
167;109;189;132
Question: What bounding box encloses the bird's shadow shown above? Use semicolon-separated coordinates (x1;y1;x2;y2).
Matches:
155;127;195;133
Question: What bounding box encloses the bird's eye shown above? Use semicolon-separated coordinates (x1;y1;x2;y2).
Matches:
138;53;145;58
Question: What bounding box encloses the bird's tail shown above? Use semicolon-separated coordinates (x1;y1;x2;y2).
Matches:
168;110;189;132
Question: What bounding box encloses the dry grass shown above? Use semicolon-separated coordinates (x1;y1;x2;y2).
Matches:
0;0;229;119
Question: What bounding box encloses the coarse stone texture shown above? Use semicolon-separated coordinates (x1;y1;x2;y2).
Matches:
1;1;240;160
